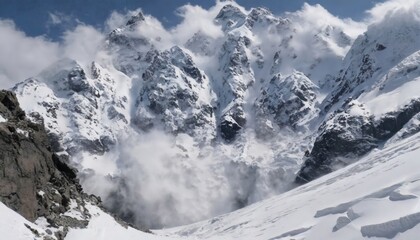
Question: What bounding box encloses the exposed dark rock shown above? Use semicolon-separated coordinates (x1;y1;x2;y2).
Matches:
376;43;386;51
221;117;243;142
134;46;216;139
126;12;145;26
220;105;246;141
52;154;78;184
68;67;89;93
254;72;318;138
296;99;420;184
0;90;97;238
0;91;25;120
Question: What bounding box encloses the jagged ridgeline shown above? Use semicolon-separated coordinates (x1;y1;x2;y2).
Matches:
4;0;420;233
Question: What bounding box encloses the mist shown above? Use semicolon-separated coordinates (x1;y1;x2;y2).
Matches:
79;129;293;229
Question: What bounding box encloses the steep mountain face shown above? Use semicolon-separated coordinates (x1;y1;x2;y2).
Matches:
296;99;420;183
254;71;319;138
8;2;363;229
13;59;130;156
134;46;216;140
0;90;100;239
323;14;420;113
296;7;420;183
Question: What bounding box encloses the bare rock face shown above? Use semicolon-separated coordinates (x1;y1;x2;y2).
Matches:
133;46;216;141
254;72;319;138
0;90;98;238
296;99;420;184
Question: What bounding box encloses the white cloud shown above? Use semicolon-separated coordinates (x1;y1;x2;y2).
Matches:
289;3;366;39
47;11;76;26
0;20;60;89
62;25;105;65
171;4;225;45
105;8;141;32
0;19;106;90
365;0;420;24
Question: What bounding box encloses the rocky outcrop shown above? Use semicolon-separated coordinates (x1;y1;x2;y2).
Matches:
296;14;420;184
296;99;420;184
0;90;99;239
254;71;319;138
133;46;216;141
215;4;247;31
13;59;130;156
217;34;254;141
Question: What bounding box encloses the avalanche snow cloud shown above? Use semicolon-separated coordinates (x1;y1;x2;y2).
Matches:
2;0;419;230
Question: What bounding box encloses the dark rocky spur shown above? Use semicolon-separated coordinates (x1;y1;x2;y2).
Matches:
0;90;100;239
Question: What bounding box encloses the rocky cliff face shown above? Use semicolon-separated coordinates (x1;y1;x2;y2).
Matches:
254;71;319;138
0;90;100;239
296;99;420;183
13;59;131;156
134;46;216;141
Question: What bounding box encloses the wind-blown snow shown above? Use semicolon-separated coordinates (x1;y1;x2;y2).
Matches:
157;132;420;240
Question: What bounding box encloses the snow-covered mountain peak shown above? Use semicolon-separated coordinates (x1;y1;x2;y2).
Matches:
215;4;247;31
133;45;216;140
14;57;131;156
126;11;145;26
322;3;420;115
246;7;279;29
184;31;217;56
36;58;81;87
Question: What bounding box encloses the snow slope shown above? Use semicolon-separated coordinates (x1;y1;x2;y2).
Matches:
158;132;420;240
66;204;181;240
0;201;179;240
0;202;50;240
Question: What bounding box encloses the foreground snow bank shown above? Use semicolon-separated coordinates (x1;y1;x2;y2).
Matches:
0;202;50;240
66;204;181;240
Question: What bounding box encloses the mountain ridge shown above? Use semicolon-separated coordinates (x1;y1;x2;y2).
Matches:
1;0;420;239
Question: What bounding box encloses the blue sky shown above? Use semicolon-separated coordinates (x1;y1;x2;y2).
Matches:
0;0;384;40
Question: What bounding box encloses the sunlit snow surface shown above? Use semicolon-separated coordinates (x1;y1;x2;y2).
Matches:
0;202;49;240
156;132;420;240
0;201;178;240
66;204;181;240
